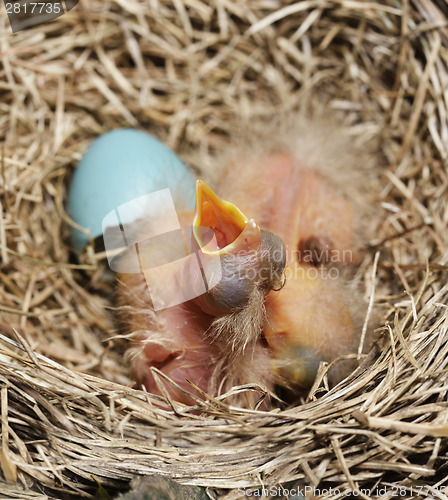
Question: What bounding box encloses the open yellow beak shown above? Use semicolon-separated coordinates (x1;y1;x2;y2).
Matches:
190;180;285;319
193;180;260;255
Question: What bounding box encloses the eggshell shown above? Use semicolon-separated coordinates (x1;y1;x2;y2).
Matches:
68;129;195;252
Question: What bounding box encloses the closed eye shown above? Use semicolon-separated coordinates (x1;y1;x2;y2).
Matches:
296;235;334;266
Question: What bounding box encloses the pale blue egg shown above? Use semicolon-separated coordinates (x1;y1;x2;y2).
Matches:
68;129;196;252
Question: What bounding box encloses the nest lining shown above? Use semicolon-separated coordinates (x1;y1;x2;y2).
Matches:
0;0;447;498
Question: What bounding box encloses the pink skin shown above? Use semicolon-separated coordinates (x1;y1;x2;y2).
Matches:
121;284;273;406
119;270;218;405
139;306;213;404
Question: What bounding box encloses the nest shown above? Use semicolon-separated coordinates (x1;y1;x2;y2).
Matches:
0;0;447;498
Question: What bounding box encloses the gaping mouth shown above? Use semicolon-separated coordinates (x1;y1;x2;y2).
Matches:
193;180;249;252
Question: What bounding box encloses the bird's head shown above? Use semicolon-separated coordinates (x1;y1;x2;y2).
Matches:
191;180;286;317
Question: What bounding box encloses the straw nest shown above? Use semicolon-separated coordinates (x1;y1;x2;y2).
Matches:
0;0;447;498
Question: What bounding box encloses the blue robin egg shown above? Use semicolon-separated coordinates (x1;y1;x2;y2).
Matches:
68;129;196;253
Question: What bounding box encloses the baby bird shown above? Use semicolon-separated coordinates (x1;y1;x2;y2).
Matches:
117;121;371;407
216;151;361;390
118;180;286;406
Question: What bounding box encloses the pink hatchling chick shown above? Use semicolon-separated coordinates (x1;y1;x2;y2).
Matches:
118;180;285;406
118;131;368;407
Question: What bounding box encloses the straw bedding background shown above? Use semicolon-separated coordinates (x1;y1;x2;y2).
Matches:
0;0;447;498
